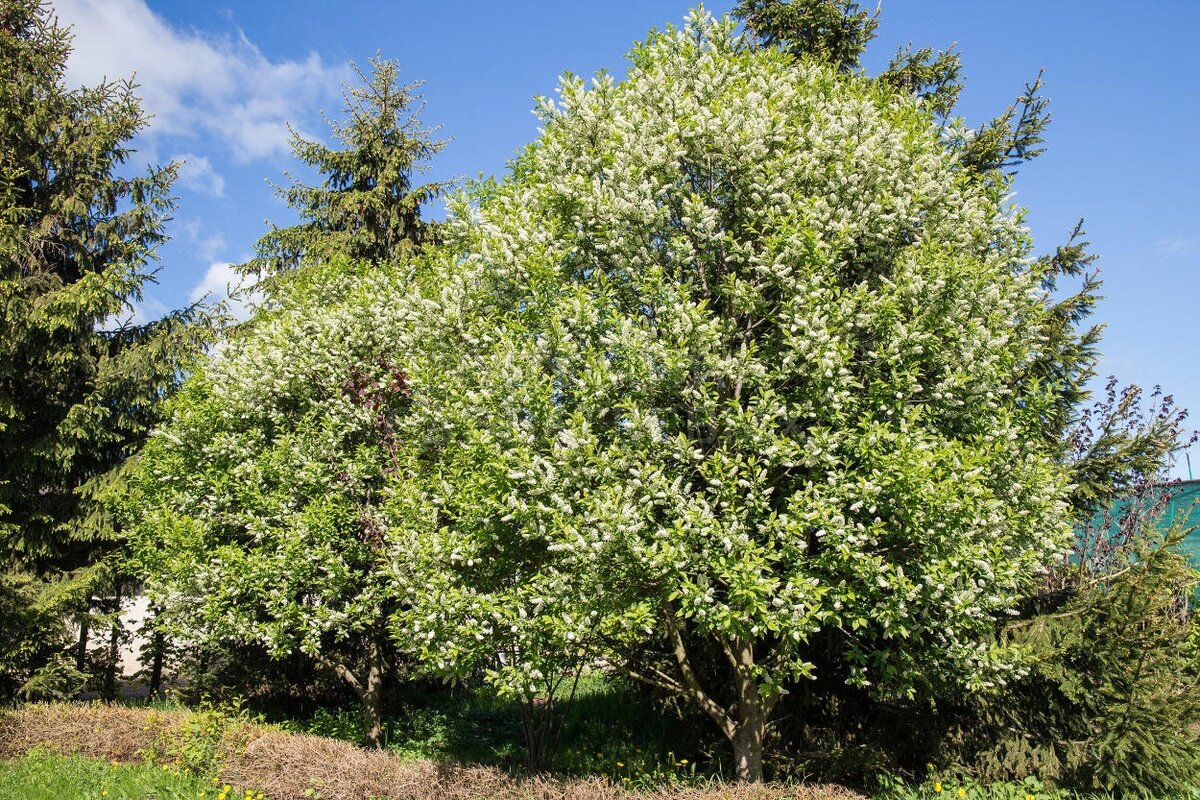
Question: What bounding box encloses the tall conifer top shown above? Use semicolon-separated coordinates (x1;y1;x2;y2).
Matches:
243;57;448;287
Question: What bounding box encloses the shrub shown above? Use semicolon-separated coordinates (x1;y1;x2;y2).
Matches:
943;493;1200;795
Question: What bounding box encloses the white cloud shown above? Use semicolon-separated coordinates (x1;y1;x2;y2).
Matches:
177;218;228;263
173;153;225;196
53;0;347;162
1154;236;1195;257
190;261;260;321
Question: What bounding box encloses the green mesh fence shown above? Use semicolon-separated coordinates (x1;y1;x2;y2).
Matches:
1161;480;1200;563
1080;480;1200;565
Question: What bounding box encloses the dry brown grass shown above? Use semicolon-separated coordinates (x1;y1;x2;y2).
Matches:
0;701;195;762
1;703;865;800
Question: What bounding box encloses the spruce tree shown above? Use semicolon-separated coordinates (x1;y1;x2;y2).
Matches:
243;57;447;287
0;0;217;698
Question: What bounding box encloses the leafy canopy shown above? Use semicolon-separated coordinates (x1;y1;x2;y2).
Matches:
395;10;1074;780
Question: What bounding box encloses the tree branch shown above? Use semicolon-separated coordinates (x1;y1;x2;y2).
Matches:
665;614;737;740
316;653;364;699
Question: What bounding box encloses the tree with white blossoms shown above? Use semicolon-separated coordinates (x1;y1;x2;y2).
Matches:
404;11;1073;780
125;261;431;748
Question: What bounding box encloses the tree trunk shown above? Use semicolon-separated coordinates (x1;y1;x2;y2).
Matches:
517;694;557;772
661;617;777;782
731;700;768;782
148;628;165;698
727;638;775;782
361;636;386;750
325;633;388;750
75;593;93;673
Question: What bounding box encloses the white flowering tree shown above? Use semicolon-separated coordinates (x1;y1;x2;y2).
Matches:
126;261;431;748
407;12;1073;780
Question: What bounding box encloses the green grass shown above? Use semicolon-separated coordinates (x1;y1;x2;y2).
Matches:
0;750;236;800
874;774;1200;800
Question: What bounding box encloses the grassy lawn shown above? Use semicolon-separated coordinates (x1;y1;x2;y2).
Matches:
0;750;235;800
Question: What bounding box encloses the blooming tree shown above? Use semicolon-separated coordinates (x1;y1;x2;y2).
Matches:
127;262;427;747
405;12;1073;780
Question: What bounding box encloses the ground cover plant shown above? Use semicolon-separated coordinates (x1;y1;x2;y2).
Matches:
0;750;222;800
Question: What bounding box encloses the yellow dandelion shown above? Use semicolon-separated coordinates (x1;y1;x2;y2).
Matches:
616;761;624;767
958;790;966;798
680;758;688;765
934;782;943;793
1025;795;1035;800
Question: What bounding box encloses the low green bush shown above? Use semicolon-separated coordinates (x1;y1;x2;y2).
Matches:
137;699;262;781
877;775;1071;800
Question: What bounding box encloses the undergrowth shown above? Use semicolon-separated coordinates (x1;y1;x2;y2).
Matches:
276;673;713;784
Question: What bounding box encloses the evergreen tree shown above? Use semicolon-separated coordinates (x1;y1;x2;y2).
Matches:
734;0;879;72
242;57;447;286
0;0;217;698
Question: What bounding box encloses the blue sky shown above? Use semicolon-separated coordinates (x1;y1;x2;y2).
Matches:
52;0;1199;475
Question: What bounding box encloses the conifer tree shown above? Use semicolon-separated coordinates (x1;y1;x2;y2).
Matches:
243;57;447;286
734;0;879;72
0;0;217;698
